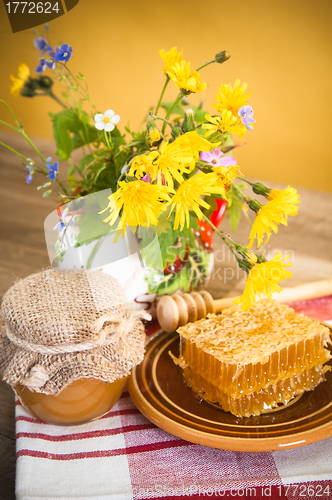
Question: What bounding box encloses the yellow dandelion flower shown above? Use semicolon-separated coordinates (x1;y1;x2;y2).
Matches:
212;79;252;117
248;187;300;249
235;245;258;266
213;165;240;187
128;151;159;179
173;131;219;171
159;47;183;74
267;185;300;203
233;253;293;311
175;131;219;154
243;249;258;266
203;112;247;138
10;63;30;97
128;140;197;188
101;180;173;232
150;129;161;143
169;172;224;230
167;60;207;94
153;140;194;187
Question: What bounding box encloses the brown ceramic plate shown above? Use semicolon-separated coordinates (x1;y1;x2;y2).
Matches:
128;328;332;452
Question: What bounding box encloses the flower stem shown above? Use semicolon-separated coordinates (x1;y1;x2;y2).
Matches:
162;92;183;134
59;63;98;112
69;159;84;179
232;182;250;203
117;170;127;188
153;115;176;132
201;212;238;259
44;90;67;108
155;75;170;115
241;178;254;187
60;63;87;92
0;141;28;160
0;119;20;134
86;237;105;270
104;131;112;150
0;118;46;163
57;213;76;255
56;179;70;197
20;131;46;163
0;100;20;127
196;59;216;72
113;141;143;158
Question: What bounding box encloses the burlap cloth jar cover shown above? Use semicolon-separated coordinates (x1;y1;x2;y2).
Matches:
0;269;146;395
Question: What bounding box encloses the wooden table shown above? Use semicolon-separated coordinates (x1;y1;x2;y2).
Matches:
0;131;332;499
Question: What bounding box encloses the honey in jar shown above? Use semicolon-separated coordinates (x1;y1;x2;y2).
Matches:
15;377;128;425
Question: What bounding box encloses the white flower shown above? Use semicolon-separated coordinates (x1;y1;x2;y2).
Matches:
94;109;120;132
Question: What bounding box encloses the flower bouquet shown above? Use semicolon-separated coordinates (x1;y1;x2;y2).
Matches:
1;26;300;311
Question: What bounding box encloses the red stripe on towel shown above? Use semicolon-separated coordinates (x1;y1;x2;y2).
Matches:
16;423;156;442
16;439;188;460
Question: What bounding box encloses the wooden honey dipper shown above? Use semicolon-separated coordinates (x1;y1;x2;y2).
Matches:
156;278;332;332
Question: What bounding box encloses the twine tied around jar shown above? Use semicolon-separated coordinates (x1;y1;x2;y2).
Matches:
5;308;151;356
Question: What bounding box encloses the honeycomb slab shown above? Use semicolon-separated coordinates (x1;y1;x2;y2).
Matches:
175;300;331;417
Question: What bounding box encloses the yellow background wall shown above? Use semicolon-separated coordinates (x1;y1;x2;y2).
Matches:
0;0;331;191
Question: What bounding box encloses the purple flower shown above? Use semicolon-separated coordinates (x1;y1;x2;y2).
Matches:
200;149;237;167
54;221;66;232
24;164;34;184
44;59;56;70
238;105;255;130
35;49;56;73
33;36;48;52
54;44;73;63
35;61;45;74
46;157;58;181
142;175;151;184
53;219;74;233
142;173;166;185
47;46;55;57
43;47;57;68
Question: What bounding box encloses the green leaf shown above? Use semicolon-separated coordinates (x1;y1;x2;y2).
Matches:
226;184;244;231
49;109;99;160
72;126;99;150
188;212;200;235
67;164;75;177
94;165;107;184
140;235;163;271
79;154;96;172
91;161;118;192
74;200;115;247
158;214;198;269
227;199;242;231
190;105;208;125
161;101;185;116
137;213;202;276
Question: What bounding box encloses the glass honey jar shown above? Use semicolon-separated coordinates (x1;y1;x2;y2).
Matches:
15;376;128;425
0;269;146;425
